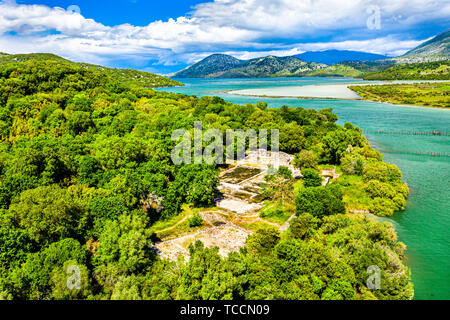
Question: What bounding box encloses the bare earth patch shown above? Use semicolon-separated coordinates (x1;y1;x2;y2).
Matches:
154;212;251;261
153;151;303;261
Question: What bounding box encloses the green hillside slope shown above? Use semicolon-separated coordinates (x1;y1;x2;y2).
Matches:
363;60;450;80
0;53;182;88
396;29;449;62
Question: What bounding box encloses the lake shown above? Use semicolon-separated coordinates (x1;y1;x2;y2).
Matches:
158;77;450;300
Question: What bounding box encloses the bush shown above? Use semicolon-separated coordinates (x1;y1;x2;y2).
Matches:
364;180;396;199
277;166;293;180
302;168;322;187
296;186;345;218
369;197;396;216
363;162;402;182
246;225;280;255
293;150;318;170
341;153;365;175
188;213;203;228
289;213;321;239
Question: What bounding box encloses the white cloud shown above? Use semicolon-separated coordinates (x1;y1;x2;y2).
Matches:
0;0;448;70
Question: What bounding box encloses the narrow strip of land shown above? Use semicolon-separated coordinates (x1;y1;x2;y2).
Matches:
349;82;450;108
227;80;450;106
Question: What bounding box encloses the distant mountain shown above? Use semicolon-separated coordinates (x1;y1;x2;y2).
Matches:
172;54;326;78
0;52;183;88
173;54;244;78
172;30;450;79
295;50;388;65
394;29;449;63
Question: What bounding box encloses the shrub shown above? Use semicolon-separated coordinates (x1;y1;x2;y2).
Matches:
277;166;293;180
188;213;203;228
296;186;345;218
341;153;366;175
369;197;396;216
293;150;318;170
363;162;402;182
289;213;321;239
302;168;322;187
246;225;280;255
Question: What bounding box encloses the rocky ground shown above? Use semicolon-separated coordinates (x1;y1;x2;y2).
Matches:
153;151;337;261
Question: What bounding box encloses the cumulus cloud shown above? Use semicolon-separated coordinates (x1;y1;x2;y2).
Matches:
0;0;448;71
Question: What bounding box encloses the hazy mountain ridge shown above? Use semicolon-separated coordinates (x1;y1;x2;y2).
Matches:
295;50;388;65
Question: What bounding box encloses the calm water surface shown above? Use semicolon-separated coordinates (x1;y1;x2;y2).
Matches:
158;77;450;300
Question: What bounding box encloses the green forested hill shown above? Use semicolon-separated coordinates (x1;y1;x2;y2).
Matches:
363;60;450;80
305;64;363;77
172;53;244;78
304;60;396;78
0;53;182;88
173;54;326;78
0;53;70;64
0;58;413;300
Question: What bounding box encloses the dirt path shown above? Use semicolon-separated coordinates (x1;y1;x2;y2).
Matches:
279;214;296;233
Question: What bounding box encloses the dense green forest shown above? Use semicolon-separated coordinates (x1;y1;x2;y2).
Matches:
363;60;450;80
0;53;183;88
0;58;413;300
349;83;450;108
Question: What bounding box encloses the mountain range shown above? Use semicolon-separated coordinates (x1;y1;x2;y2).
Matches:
172;29;449;79
295;50;388;65
172;54;326;78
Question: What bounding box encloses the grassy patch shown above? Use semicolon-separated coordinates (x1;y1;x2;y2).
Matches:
335;175;372;212
260;203;292;225
350;82;450;108
240;220;276;231
150;205;205;240
292;180;305;194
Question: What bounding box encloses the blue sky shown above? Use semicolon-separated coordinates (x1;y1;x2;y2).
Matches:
18;0;207;26
1;0;449;74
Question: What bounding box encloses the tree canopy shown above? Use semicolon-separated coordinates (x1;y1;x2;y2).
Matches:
0;58;413;300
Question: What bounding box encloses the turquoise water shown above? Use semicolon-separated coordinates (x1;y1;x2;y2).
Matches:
158;78;450;300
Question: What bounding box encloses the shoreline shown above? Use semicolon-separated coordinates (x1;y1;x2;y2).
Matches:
222;90;450;110
220;90;361;101
223;80;450;110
